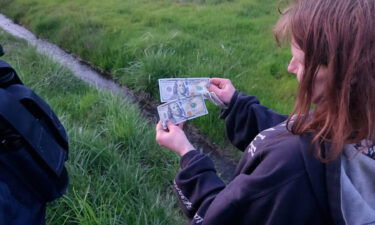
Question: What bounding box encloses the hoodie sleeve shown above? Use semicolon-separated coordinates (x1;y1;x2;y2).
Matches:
174;126;331;225
173;150;226;223
220;91;287;151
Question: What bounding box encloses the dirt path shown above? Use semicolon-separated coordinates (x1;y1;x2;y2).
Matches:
0;13;237;182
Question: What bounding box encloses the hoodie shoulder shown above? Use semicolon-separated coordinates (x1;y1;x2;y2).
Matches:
238;121;307;176
340;144;375;225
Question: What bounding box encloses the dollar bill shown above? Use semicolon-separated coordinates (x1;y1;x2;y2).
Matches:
158;78;210;102
157;95;208;129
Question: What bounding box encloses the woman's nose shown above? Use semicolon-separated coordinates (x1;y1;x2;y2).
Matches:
287;59;297;75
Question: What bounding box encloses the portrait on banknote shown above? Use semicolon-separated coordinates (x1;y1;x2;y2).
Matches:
175;80;189;98
167;101;187;124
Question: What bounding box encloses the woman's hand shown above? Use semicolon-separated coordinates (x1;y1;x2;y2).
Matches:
209;78;236;104
155;121;195;156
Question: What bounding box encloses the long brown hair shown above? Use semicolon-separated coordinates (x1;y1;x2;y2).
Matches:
274;0;375;161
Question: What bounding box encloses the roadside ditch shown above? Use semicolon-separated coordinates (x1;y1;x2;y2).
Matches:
0;13;237;182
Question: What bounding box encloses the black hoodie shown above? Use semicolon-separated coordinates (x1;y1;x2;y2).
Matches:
173;91;375;225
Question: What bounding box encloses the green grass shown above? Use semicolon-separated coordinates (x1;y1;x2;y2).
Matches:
0;30;185;225
0;0;297;148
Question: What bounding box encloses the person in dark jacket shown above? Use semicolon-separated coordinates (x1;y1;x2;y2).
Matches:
0;60;69;224
155;0;375;224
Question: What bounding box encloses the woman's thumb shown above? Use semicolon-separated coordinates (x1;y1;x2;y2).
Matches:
166;120;176;130
209;84;222;95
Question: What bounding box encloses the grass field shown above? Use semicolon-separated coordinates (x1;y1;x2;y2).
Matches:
0;0;297;147
0;30;185;225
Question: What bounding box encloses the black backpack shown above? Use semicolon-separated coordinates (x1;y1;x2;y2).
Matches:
0;59;69;204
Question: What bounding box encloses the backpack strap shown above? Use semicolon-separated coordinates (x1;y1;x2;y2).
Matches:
6;85;69;151
0;87;67;176
0;60;22;88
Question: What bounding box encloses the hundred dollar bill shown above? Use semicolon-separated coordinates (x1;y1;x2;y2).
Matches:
158;78;210;102
157;95;208;129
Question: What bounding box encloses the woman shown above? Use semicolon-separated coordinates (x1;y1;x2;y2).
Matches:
155;0;375;224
